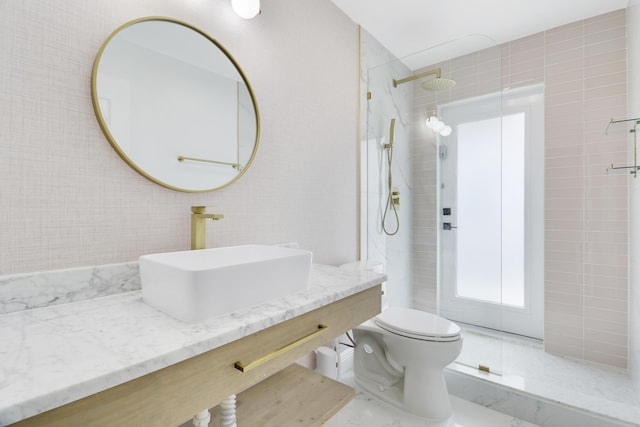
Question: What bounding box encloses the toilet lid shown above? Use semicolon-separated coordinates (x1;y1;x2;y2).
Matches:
374;307;461;342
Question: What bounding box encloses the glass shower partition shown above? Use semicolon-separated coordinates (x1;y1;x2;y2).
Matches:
431;40;506;374
360;33;506;375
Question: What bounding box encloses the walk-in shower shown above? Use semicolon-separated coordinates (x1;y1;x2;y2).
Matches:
360;5;639;422
380;68;457;237
362;34;506;373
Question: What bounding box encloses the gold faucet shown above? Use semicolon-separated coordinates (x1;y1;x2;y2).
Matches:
191;206;224;250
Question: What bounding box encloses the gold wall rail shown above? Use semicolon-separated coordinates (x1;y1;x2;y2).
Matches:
178;155;240;169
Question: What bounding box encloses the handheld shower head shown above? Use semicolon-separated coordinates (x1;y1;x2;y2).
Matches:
384;118;396;151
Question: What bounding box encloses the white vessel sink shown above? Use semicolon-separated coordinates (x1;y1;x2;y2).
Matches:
139;245;312;321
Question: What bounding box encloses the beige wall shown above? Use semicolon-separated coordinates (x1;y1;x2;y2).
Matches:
0;0;359;275
413;10;628;368
542;10;628;368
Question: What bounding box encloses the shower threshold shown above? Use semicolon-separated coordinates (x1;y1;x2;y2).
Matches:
445;325;639;426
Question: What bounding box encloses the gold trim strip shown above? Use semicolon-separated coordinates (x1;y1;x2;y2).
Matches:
234;324;328;373
237;82;241;167
178;156;240;169
357;25;362;261
393;68;441;87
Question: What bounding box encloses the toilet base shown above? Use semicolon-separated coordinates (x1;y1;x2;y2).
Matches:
355;375;404;413
354;370;453;421
403;366;452;420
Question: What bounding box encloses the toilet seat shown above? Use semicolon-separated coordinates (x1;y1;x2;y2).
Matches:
374;307;461;342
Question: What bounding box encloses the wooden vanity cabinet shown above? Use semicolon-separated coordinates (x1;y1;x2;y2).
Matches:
12;285;381;427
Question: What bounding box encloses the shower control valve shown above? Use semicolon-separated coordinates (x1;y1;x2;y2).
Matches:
392;187;400;208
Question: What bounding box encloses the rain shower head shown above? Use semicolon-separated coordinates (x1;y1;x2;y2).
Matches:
421;77;456;91
392;67;456;91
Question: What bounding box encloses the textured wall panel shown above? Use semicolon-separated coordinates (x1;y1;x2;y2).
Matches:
0;0;359;274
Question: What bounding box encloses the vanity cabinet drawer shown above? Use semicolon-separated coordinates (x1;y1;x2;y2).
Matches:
12;285;381;427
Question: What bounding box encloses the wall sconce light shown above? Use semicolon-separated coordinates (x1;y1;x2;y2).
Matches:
425;114;452;136
231;0;261;19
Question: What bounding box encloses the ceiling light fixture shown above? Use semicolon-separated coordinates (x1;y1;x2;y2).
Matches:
231;0;261;19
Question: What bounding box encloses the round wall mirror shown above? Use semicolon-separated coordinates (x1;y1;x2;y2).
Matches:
91;17;260;192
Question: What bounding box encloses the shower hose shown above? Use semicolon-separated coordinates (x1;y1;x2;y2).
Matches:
382;118;399;236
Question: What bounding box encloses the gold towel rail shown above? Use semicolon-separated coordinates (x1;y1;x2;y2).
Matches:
178;155;240;169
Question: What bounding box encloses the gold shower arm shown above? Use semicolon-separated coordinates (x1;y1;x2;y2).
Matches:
393;68;441;87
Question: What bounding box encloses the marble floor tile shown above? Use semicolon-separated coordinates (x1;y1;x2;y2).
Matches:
326;325;639;426
452;326;639;425
325;376;538;427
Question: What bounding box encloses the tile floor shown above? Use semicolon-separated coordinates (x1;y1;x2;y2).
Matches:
326;325;639;427
452;325;639;425
192;326;638;426
324;375;537;427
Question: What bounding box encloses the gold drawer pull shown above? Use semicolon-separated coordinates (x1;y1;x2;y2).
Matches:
234;324;328;373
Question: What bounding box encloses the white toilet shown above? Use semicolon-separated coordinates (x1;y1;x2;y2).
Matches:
341;262;463;421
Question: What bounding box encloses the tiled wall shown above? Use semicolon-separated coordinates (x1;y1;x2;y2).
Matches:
410;89;438;314
628;0;640;394
543;10;628;368
0;0;359;276
412;10;629;368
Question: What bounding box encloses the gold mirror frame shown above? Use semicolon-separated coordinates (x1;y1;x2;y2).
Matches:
91;16;260;192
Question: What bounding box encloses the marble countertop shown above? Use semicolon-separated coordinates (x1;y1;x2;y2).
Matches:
0;264;384;425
